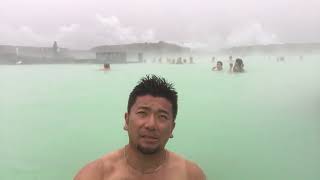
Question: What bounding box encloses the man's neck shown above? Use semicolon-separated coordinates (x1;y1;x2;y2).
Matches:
124;145;167;174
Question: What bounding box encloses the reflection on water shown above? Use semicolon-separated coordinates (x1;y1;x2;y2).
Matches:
0;57;320;180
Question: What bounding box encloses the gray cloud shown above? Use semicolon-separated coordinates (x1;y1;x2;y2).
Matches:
0;15;156;49
0;0;319;49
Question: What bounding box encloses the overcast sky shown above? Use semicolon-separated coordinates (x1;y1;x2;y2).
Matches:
1;0;319;49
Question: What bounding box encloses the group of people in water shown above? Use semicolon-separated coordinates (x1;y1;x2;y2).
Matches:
101;55;245;73
151;57;194;64
212;56;245;73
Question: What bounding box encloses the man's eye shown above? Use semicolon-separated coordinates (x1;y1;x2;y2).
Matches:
159;115;168;120
137;111;147;115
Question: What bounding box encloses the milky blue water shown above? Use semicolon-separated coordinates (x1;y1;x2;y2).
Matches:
1;56;319;180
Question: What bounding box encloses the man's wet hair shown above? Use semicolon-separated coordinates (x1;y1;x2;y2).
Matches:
235;58;244;66
127;74;178;120
217;61;223;66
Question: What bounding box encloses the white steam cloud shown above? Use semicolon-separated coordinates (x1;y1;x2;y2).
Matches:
0;15;155;49
55;14;156;49
225;23;281;47
94;14;155;44
0;24;49;47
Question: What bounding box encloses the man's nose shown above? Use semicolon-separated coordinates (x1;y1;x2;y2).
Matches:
145;114;157;130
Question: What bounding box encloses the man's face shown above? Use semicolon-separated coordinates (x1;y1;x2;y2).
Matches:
125;95;175;154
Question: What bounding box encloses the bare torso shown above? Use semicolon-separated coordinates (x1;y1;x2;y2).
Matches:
74;148;205;180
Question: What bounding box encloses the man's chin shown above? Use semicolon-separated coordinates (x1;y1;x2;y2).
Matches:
137;144;160;154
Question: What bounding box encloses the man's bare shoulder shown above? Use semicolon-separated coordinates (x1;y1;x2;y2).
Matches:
168;151;206;180
74;149;124;180
185;159;206;180
167;151;186;164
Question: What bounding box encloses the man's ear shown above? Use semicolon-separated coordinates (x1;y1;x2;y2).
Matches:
123;112;129;131
170;121;176;138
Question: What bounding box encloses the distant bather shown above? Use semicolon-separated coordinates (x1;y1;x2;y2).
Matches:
212;61;223;71
232;58;245;73
103;63;111;70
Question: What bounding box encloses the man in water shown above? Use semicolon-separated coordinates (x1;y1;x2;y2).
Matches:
100;64;110;71
232;58;245;73
212;61;223;71
74;75;206;180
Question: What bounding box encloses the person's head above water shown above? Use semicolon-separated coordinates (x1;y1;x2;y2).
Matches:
124;75;177;155
216;61;223;70
103;63;110;70
74;74;206;180
233;58;245;73
127;74;178;121
212;61;223;71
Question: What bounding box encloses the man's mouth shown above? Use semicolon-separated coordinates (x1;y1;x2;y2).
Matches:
141;135;157;139
141;135;159;142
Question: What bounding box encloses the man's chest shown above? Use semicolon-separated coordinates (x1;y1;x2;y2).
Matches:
104;168;188;180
